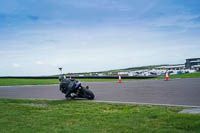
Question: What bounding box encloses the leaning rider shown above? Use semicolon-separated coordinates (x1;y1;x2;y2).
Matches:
59;76;80;97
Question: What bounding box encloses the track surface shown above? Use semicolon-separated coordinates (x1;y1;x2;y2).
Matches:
0;78;200;106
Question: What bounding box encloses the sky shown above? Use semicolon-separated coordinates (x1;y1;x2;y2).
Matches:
0;0;200;76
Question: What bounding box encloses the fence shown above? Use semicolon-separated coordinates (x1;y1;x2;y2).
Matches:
0;76;157;79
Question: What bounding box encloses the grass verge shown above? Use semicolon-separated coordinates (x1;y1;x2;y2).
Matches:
157;72;200;79
0;78;146;86
0;98;200;133
0;72;199;86
0;78;59;86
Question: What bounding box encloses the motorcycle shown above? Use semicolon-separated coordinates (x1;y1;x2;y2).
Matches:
59;75;95;100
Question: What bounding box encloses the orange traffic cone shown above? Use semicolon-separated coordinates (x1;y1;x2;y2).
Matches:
118;74;122;83
165;70;169;81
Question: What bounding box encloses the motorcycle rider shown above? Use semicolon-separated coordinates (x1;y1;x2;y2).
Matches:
59;75;94;100
59;75;81;97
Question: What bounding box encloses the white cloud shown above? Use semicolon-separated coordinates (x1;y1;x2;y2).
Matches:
35;60;45;65
1;0;200;76
12;63;21;68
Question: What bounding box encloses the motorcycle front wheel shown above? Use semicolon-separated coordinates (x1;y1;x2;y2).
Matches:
82;88;95;100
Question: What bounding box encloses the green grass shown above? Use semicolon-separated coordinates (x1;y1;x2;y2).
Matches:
0;98;200;133
158;72;200;79
0;78;145;86
0;78;59;86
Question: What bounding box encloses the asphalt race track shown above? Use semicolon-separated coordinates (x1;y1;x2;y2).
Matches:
0;78;200;107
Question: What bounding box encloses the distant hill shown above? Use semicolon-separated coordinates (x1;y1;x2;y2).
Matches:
101;64;184;72
55;64;181;76
104;65;165;72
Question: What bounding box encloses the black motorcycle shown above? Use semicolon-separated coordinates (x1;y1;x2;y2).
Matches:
59;76;95;100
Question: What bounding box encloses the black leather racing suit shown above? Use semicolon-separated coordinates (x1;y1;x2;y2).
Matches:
60;78;76;97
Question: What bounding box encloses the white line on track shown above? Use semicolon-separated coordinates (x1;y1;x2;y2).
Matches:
94;100;200;108
1;97;199;108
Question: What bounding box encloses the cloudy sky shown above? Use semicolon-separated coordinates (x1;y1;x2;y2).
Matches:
0;0;200;76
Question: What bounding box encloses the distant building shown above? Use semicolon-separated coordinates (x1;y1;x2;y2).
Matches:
97;73;104;76
118;72;129;76
185;58;200;71
155;65;185;70
108;72;112;75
